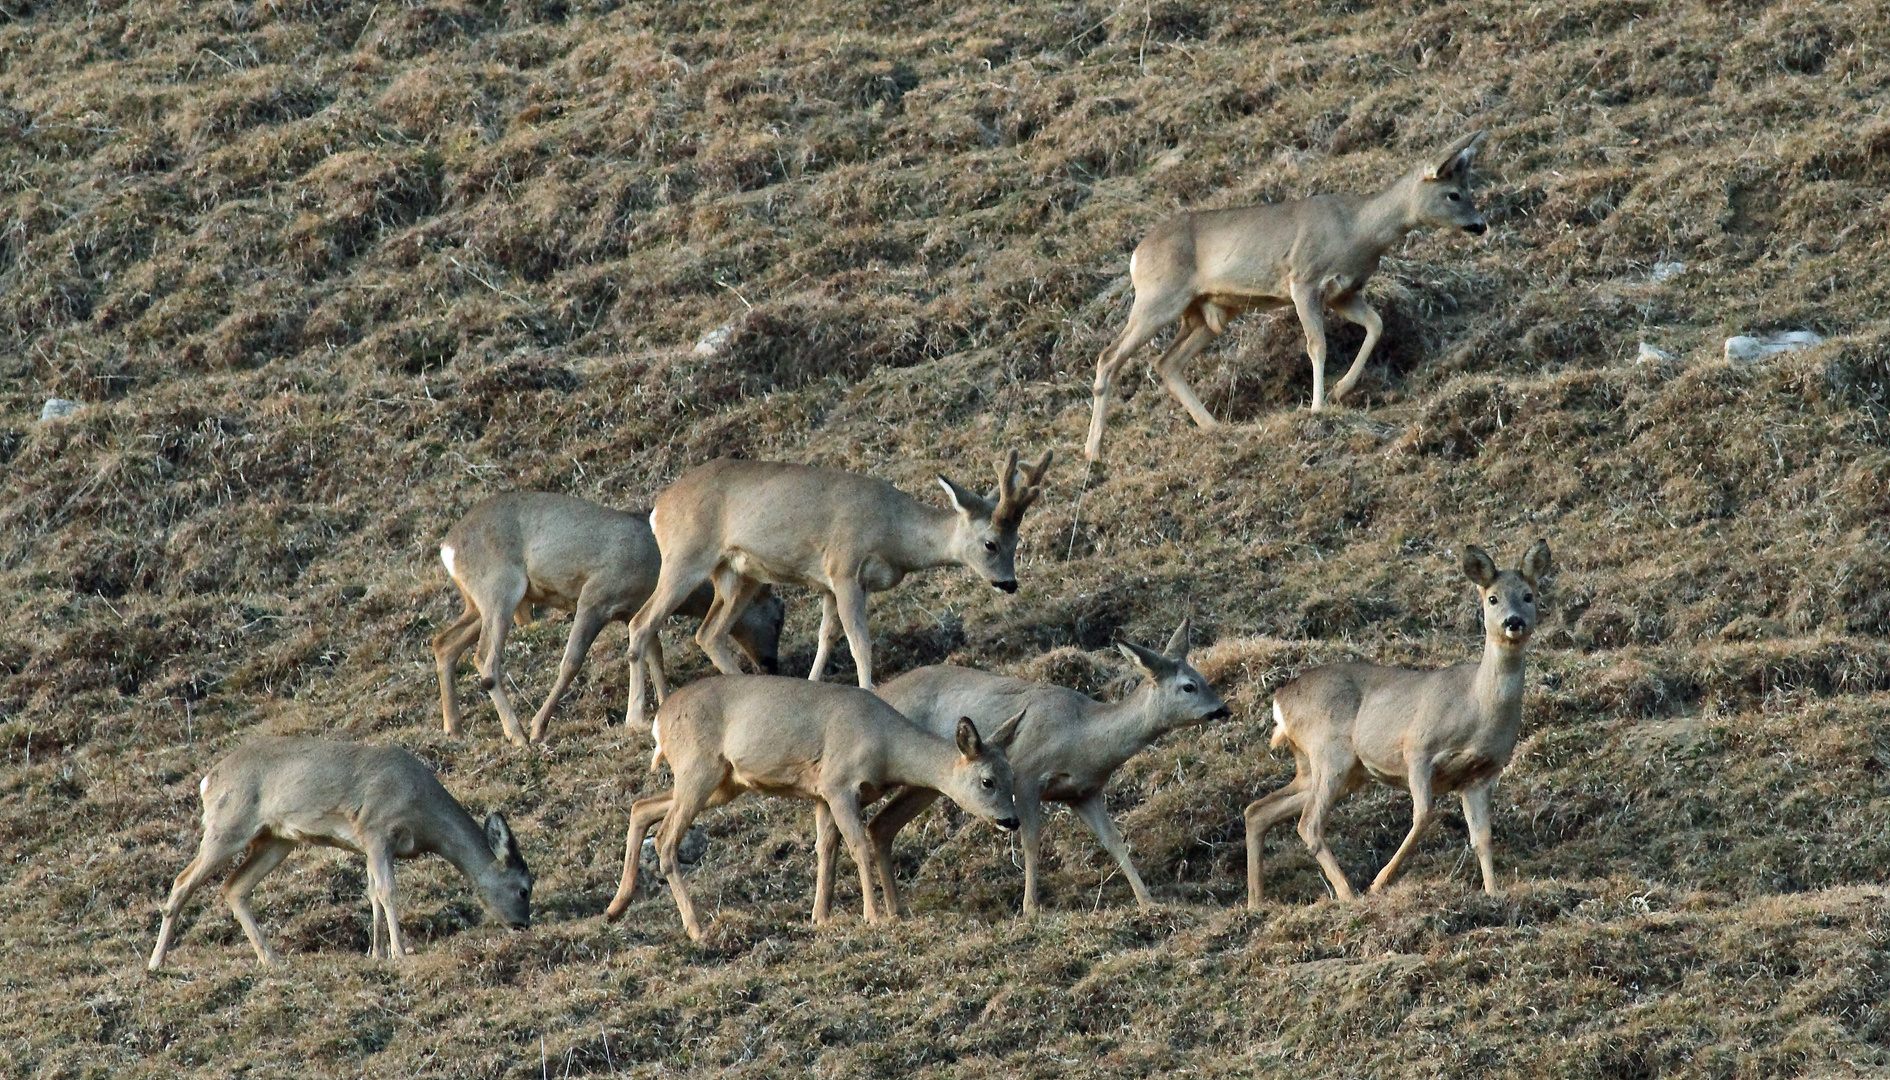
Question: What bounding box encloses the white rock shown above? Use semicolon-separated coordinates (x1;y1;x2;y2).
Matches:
1724;331;1824;363
1650;261;1686;282
1636;342;1673;364
692;325;734;357
39;398;81;421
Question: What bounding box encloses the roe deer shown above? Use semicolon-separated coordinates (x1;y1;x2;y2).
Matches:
1245;540;1550;906
147;736;531;970
433;492;787;747
1084;131;1488;460
602;675;1022;940
852;620;1231;917
618;450;1052;728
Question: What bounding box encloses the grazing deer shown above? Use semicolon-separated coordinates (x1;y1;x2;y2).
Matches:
1245;540;1550;906
618;449;1052;728
602;675;1023;940
433;492;787;747
1084;131;1488;460
855;620;1231;917
147;737;531;970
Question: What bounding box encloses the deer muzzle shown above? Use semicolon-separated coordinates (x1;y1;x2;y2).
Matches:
1464;221;1488;236
997;816;1021;831
993;580;1018;594
1207;706;1233;721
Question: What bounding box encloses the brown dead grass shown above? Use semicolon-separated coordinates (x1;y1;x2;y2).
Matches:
4;0;1890;1076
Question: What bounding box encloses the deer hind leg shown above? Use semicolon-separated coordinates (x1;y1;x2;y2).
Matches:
694;568;760;676
624;558;713;730
1370;758;1435;894
1243;776;1308;909
148;829;253;971
432;601;482;736
1297;764;1359;901
1153;308;1224;430
655;767;739;941
1086;290;1191;461
605;792;675;921
528;593;613;743
866;786;940;918
812;801;842;925
1460;780;1499;895
1289;279;1332;412
472;569;531;747
1070;791;1153;910
221;836;296;967
1326;293;1383;405
809;592;840;682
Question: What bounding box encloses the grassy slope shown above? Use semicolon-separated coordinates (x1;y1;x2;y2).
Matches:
4;0;1890;1075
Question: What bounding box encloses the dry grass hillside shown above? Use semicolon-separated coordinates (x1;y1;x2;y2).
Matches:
4;0;1890;1075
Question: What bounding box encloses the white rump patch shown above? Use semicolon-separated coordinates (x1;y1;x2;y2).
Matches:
1272;698;1284;733
198;774;208;797
440;544;456;578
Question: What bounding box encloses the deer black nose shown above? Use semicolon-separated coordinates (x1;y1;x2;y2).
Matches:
1465;221;1488;236
994;580;1018;594
1503;615;1526;633
998;816;1020;831
1207;706;1232;720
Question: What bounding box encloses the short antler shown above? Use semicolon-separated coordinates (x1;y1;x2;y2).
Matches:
994;448;1053;525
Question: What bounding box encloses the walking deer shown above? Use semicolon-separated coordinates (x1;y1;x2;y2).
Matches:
618;450;1052;728
850;620;1231;917
602;675;1022;939
147;737;531;970
1084;131;1488;460
433;492;787;747
1245;540;1550;906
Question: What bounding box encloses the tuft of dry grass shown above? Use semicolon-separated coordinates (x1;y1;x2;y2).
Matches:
4;0;1890;1075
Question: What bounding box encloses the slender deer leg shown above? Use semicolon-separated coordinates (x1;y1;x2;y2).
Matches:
221;836;295;967
1297;767;1358;901
624;559;714;730
812;801;841;925
829;578;875;690
1461;780;1499;895
1152;311;1222;430
148;831;251;971
1086;293;1187;461
605;793;674;920
694;569;761;676
1016;791;1046;916
819;787;883;924
654;770;736;941
1069;791;1153;909
472;569;531;747
1370;759;1436;893
645;633;670;709
529;595;612;743
809;592;840;682
1289;280;1331;412
1326;293;1383;405
432;603;481;735
866;787;941;918
1244;777;1308;909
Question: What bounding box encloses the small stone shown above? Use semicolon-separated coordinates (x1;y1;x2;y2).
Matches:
692;325;734;357
639;826;709;873
1649;261;1686;282
39;398;81;421
1636;342;1673;364
1724;331;1824;363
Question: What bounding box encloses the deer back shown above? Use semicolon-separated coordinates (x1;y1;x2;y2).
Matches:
445;492;659;616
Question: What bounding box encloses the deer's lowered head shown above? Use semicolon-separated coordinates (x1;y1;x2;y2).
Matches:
935;450;1053;594
943;713;1026;830
1462;538;1551;650
739;590;789;674
1398;130;1488;236
1116;618;1233;728
471;812;534;930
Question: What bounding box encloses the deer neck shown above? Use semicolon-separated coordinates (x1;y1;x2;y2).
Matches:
1354;174;1423;255
892;501;965;574
879;717;967;790
424;803;498;885
1075;679;1167;773
1472;633;1527;726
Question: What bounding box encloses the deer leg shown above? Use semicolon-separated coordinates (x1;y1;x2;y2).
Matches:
1297;767;1358;901
1086;293;1186;462
867;786;941;918
1016;791;1047;917
529;596;611;743
624;560;713;731
656;768;736;942
812;801;842;925
819;787;884;925
148;830;251;971
472;571;531;748
1243;777;1307;909
1461;781;1500;896
830;578;875;690
605;792;674;921
1370;760;1436;894
1070;791;1153;909
1289;280;1332;412
1153;310;1223;430
362;844;407;959
809;592;840;682
694;569;760;676
431;602;481;735
1326;293;1383;405
644;633;670;709
221;836;296;967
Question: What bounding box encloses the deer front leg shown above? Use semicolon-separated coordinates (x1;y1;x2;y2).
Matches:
1370;759;1435;894
1461;780;1499;896
820;787;884;924
529;598;611;743
830;578;874;690
867;786;941;918
1016;793;1046;917
1326;293;1383;405
812;801;840;925
1289;279;1332;412
809;592;840;682
1069;791;1153;909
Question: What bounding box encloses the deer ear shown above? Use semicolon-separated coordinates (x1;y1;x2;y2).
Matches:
1425;130;1484;181
938;474;993;519
484;812;519;864
1117;640;1176;677
989;708;1026;750
1163;618;1192;660
955;717;985;758
1519;538;1553;586
1461;544;1498;587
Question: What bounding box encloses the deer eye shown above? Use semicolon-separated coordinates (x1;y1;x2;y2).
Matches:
983;540;998;552
1523;593;1534;603
1488;595;1499;605
1179;682;1197;693
1447;191;1462;201
981;777;994;788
